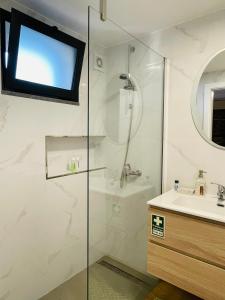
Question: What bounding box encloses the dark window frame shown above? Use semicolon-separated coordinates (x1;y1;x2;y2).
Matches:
0;8;11;89
1;9;85;104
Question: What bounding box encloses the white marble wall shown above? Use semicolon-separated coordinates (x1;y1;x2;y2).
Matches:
146;9;225;193
0;1;90;300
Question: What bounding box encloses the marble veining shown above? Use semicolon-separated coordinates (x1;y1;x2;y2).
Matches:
48;250;62;265
0;102;10;133
65;212;73;236
16;209;27;224
0;143;34;169
175;25;207;53
14;143;34;164
54;182;79;206
167;139;199;169
169;61;194;82
0;268;13;281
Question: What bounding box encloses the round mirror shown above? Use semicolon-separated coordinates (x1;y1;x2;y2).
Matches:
192;49;225;149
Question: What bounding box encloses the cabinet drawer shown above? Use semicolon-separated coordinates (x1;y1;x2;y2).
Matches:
148;207;225;268
148;242;225;300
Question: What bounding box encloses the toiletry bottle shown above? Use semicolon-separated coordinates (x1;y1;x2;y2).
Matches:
68;157;77;173
75;156;81;170
195;170;207;196
174;180;179;191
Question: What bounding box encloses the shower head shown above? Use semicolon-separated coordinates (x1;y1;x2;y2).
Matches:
120;74;129;80
119;73;136;91
119;45;136;90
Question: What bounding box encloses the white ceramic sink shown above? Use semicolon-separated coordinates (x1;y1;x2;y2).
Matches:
173;195;225;216
148;190;225;224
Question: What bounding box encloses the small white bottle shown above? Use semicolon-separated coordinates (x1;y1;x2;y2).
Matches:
75;156;81;170
195;170;207;196
174;180;179;191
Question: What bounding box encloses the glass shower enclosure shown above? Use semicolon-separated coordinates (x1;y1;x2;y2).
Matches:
88;7;165;299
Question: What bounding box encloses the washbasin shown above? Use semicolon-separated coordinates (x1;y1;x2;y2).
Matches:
173;195;225;216
148;190;225;223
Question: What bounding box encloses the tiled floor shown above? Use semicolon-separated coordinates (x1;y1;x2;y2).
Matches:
40;270;87;300
89;263;157;300
40;261;202;300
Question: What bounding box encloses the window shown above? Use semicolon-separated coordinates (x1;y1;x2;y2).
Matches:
0;9;85;104
0;9;11;84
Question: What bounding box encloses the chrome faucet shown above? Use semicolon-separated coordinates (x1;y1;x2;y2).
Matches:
120;163;142;188
211;182;225;207
123;163;142;177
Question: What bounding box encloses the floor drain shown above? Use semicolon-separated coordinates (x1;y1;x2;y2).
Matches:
98;260;149;287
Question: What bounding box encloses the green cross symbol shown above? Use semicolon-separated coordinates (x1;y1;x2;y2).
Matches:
153;216;163;227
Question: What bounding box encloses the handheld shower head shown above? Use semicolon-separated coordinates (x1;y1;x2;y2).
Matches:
120;74;129;80
119;73;136;91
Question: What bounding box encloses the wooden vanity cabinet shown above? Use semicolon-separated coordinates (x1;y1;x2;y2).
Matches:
148;206;225;300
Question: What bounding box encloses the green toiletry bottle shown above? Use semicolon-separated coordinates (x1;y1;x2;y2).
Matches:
68;158;77;173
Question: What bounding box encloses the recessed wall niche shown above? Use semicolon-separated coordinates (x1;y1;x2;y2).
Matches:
45;136;106;179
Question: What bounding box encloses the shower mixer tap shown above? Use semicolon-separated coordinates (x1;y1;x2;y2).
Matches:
124;163;142;177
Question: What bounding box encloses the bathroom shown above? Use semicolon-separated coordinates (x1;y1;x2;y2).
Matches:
0;0;225;299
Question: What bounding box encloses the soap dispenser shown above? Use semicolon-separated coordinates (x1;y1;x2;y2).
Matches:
195;170;207;196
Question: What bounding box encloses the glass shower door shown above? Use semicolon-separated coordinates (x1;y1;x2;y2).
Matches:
88;7;165;299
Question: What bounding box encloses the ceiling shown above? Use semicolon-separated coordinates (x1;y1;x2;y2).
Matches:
15;0;225;38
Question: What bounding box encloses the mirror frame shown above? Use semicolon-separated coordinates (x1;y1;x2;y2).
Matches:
191;48;225;150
